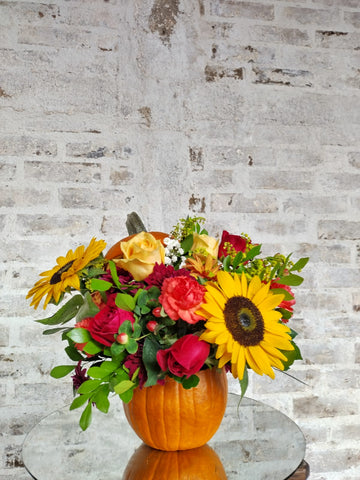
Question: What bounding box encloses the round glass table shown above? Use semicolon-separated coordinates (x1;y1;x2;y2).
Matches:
22;395;307;480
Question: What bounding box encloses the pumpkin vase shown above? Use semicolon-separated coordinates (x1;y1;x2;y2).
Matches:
122;443;227;480
123;367;228;451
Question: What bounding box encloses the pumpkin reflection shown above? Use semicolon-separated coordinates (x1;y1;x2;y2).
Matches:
122;443;227;480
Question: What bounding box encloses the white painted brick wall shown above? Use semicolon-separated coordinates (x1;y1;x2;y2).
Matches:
1;0;359;478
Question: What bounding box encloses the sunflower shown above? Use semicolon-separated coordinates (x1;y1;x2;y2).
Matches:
27;237;106;310
198;271;294;380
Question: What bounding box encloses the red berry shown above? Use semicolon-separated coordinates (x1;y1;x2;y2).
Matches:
146;320;157;332
152;307;162;317
116;333;128;344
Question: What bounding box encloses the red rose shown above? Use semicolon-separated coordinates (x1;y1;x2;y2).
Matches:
159;276;205;324
218;230;247;258
88;304;135;346
156;335;210;378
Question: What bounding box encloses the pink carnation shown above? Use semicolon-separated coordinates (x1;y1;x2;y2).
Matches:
159;275;205;324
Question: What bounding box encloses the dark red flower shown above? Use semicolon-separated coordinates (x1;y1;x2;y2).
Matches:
88;302;135;346
144;263;190;288
72;361;89;390
218;230;247;258
270;280;296;322
157;334;210;378
124;343;147;389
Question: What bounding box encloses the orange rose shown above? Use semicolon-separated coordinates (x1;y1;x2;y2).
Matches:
115;232;165;281
191;233;219;258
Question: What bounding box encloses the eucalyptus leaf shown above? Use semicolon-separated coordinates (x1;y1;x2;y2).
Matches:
76;291;100;322
65;344;84;362
92;387;110;413
43;327;68;335
36;295;84;326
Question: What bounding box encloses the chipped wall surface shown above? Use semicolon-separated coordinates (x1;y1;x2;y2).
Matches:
1;0;360;478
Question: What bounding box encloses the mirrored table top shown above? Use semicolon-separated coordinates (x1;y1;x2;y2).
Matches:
22;395;306;480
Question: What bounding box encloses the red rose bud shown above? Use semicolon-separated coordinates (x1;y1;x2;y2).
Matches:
146;320;157;332
218;230;247;258
152;306;162;317
117;333;129;344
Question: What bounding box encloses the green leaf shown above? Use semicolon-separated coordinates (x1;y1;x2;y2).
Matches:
90;278;113;292
281;342;302;371
277;274;304;286
270;288;294;301
118;320;134;336
92;386;110;413
65;344;84;362
79;401;92;431
50;365;75;379
88;361;119;379
245;244;261;261
290;257;309;272
76;291;100;322
43;327;68;335
108;260;122;289
67;327;92;344
181;374;199;389
181;234;193;254
77;379;102;394
222;255;231;271
111;342;125;357
143;337;162;387
70;394;90;410
239;367;249;400
119;387;134;403
232;251;244;269
115;293;135;312
113;379;135;395
126;338;138;355
36;295;84;326
83;340;103;355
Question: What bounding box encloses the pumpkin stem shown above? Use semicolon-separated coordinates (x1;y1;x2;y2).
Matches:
126;212;147;235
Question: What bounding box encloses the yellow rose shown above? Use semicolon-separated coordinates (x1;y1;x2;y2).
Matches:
191;233;219;258
115;232;165;281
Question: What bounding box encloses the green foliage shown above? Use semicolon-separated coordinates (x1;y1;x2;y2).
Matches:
50;365;75;378
36;295;84;326
239;367;249;400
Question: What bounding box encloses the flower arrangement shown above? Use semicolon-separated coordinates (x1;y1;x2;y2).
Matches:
27;216;308;431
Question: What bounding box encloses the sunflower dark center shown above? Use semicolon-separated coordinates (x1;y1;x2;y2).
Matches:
50;260;75;285
224;296;264;347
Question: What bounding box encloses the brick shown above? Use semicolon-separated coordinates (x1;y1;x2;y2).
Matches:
211;193;278;213
24;160;101;183
14;382;72;406
318;173;360;190
315;30;360;50
0;136;56;156
0;2;60;26
294;243;351;264
249;25;310;47
308;447;360;473
189;147;204;171
344;11;360;29
18;25;118;51
0;326;9;347
283;195;347;214
204;65;244;82
15;214;96;236
318;220;360;240
254;219;307;238
110;167;134;185
209;1;274;21
293;395;358;418
59;187;102;209
348;152;360;169
60;3;122;29
192;169;232;188
251;65;313;87
280;7;340;26
66;142;134;159
301;342;355;366
0;161;16;181
0;186;51;208
251;170;313;190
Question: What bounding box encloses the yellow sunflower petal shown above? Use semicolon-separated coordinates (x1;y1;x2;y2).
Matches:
257;293;284;312
217;271;236;298
218;352;232;368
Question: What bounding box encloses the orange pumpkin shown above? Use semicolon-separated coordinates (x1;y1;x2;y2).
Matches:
105;232;169;260
122;443;227;480
123;368;228;451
